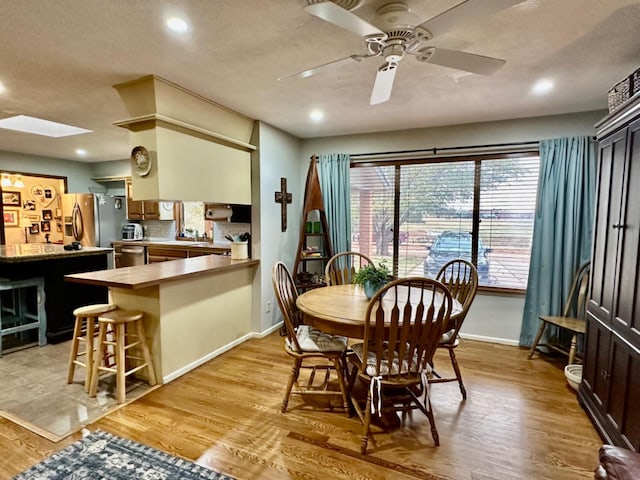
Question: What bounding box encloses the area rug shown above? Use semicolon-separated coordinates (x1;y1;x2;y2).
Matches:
13;430;234;479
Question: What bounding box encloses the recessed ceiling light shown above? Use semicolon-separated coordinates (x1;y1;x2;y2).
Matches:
309;110;324;122
0;82;6;94
532;79;554;95
166;17;189;33
76;148;88;157
0;115;92;137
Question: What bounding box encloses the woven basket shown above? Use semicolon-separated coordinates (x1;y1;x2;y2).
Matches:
632;66;640;100
608;75;632;113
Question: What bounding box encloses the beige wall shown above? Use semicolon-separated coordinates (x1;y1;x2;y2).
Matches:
110;265;256;383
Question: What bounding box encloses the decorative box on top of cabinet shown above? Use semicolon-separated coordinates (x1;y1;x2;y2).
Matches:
580;94;640;451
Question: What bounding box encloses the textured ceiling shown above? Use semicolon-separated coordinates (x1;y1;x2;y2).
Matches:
0;0;638;162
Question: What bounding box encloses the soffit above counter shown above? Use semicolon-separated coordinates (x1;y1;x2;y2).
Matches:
113;75;256;149
113;75;255;204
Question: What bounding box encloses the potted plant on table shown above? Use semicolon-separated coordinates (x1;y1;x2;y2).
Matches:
353;261;391;299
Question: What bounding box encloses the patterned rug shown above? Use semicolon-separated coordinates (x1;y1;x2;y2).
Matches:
13;430;234;480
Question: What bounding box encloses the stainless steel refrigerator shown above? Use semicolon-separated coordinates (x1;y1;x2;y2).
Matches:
62;193;127;247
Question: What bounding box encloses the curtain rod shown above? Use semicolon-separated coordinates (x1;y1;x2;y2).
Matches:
349;136;597;162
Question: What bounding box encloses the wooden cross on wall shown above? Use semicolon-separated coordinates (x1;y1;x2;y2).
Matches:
274;177;292;232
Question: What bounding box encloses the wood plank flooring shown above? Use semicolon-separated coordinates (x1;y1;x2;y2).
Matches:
0;334;602;479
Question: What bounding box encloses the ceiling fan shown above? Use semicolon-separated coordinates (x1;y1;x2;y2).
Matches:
279;0;525;105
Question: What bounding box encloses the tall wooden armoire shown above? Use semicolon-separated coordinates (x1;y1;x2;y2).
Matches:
579;94;640;450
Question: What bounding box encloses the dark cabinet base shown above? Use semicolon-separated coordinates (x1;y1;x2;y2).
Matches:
0;253;109;344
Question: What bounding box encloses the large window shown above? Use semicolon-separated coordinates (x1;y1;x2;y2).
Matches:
350;153;540;290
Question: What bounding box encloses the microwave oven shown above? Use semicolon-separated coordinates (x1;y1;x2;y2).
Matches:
122;223;143;240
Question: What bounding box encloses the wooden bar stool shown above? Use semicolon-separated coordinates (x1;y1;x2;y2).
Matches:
66;303;117;392
89;309;157;404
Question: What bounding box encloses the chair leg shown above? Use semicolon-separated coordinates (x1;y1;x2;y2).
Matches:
66;315;83;384
449;349;466;400
568;333;578;365
89;322;107;397
135;319;157;386
528;320;547;359
426;406;440;447
361;390;372;455
408;387;440;447
332;357;350;416
282;357;301;413
115;323;126;404
83;316;95;393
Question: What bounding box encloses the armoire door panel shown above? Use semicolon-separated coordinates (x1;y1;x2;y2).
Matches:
613;119;640;344
623;354;640;450
583;315;611;412
606;334;640;450
591;130;627;325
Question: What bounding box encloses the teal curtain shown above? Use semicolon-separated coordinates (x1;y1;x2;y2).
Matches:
519;136;596;347
317;153;351;256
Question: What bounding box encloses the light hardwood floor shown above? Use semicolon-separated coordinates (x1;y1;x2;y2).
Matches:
0;334;602;479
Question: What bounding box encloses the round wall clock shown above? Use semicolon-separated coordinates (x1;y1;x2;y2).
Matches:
130;146;152;177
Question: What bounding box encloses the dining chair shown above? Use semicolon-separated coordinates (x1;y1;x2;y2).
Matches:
272;262;350;415
325;251;373;286
528;261;591;365
347;277;453;454
429;259;479;400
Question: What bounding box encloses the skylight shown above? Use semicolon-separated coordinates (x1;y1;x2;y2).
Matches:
0;115;92;137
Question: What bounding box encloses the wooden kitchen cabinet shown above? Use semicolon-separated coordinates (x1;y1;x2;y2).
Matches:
580;95;640;451
147;244;229;263
126;178;160;220
147;246;187;263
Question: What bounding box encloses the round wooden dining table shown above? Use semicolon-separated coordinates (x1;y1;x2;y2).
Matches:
296;284;461;339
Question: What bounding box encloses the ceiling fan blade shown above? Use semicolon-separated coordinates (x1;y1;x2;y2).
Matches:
416;0;525;38
278;54;367;81
370;63;398;105
418;47;505;75
305;2;384;38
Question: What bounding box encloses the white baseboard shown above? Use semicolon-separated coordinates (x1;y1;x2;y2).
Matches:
161;324;515;383
162;321;284;383
460;333;519;347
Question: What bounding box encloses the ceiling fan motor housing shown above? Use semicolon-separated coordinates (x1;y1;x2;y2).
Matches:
382;42;405;63
374;2;420;34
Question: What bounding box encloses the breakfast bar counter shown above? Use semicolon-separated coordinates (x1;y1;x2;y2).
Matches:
66;256;259;383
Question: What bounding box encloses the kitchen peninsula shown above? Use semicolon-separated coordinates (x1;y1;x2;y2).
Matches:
66;255;258;383
0;244;112;343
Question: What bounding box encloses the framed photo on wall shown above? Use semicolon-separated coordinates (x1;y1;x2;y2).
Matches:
41;220;51;232
42;209;53;220
2;191;21;206
3;209;19;227
29;223;40;234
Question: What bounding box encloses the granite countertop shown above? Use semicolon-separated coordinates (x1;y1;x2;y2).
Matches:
0;244;113;262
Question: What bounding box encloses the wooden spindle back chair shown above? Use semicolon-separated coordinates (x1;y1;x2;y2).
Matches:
429;259;479;399
348;277;453;454
325;251;373;286
272;262;350;415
